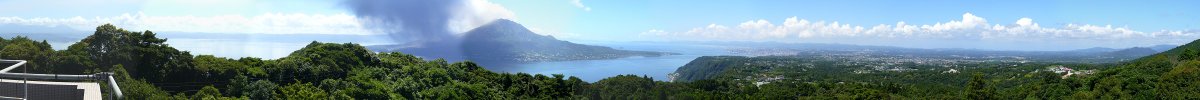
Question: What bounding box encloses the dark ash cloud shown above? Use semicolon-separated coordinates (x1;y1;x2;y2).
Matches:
345;0;465;45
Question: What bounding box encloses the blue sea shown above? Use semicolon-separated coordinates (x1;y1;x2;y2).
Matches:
475;41;732;82
142;35;733;82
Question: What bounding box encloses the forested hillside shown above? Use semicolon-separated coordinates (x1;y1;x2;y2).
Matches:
668;40;1200;99
1;24;1197;99
1076;39;1200;99
2;24;592;99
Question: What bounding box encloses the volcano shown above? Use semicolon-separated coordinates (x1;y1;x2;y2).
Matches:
369;19;673;62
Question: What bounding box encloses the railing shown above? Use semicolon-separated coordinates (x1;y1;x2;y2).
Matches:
0;60;122;100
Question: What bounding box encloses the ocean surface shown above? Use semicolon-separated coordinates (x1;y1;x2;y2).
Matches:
475;42;732;82
35;32;731;82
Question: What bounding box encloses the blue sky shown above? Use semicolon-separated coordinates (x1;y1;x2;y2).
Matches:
1;0;1199;58
501;0;1199;40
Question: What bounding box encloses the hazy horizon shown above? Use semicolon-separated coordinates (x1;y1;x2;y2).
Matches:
1;0;1198;58
3;1;1199;99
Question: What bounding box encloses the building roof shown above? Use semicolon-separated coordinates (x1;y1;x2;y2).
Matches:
0;79;101;100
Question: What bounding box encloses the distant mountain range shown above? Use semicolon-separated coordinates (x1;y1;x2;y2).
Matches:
369;19;674;62
668;41;1183;82
1104;47;1159;58
655;41;1177;63
1068;47;1120;53
1068;45;1178;53
1149;44;1179;52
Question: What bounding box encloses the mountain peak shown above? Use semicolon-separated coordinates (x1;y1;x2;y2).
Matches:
460;19;670;62
466;19;537;36
489;19;519;25
478;19;524;30
465;19;540;38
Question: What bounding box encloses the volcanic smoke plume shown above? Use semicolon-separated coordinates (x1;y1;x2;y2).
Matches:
345;0;463;44
345;0;469;60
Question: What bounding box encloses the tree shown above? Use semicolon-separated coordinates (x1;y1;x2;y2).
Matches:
226;75;250;96
111;65;174;99
418;81;499;99
51;48;95;74
279;83;329;99
192;86;223;99
0;36;54;73
1159;60;1200;99
245;80;278;100
34;23;1200;99
1183;49;1198;60
588;75;661;99
69;24;193;83
965;73;995;100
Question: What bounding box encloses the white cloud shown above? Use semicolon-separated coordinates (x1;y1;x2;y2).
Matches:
642;13;1200;49
571;0;592;11
1015;18;1034;26
448;0;518;34
0;12;375;35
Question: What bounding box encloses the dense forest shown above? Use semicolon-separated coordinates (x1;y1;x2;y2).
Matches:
668;55;1115;99
1;24;1198;99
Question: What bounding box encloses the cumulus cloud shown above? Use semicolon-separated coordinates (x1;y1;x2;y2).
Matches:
642;13;1200;49
0;12;373;35
571;0;592;11
449;0;518;34
1014;18;1034;26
